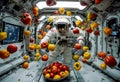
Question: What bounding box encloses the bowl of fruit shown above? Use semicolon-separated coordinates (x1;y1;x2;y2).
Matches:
42;61;70;82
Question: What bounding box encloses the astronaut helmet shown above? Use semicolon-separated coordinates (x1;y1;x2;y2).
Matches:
54;18;70;34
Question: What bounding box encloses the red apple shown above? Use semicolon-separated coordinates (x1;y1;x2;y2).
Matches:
59;71;66;77
51;66;58;74
74;43;82;50
34;18;40;23
62;65;69;71
86;27;93;33
94;30;100;36
30;37;34;42
41;42;49;48
80;1;88;6
42;54;48;61
50;72;54;78
82;58;87;63
42;69;47;75
57;68;61;74
54;10;59;15
59;65;64;71
39;30;44;34
73;28;80;34
7;44;18;53
20;13;32;25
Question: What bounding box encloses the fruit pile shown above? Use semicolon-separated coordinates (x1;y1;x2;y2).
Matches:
42;61;70;81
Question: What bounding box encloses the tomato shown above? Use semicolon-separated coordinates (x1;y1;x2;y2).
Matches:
97;51;107;59
50;72;54;78
86;27;93;33
73;28;80;34
7;44;18;53
74;43;82;50
42;54;48;61
41;42;49;48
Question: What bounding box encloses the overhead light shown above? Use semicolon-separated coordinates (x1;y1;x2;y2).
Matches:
36;1;86;10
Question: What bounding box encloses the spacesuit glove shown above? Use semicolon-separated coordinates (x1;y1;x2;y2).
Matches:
79;40;84;47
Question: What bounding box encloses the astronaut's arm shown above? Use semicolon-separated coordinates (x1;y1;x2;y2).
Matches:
77;36;85;46
74;27;85;46
40;28;56;44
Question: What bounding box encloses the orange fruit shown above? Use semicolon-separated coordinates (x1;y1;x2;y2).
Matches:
46;25;51;29
22;62;29;69
48;44;56;51
23;55;29;60
38;34;43;39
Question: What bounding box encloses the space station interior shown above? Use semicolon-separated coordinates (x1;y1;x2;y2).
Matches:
0;0;120;82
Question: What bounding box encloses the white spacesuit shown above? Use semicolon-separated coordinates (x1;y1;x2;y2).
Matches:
40;18;85;66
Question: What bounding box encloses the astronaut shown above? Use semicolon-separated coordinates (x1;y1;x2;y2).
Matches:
40;18;85;66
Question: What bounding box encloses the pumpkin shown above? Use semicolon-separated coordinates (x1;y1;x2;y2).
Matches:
104;55;117;67
0;32;7;41
97;51;107;59
103;27;112;35
20;13;32;26
73;62;81;71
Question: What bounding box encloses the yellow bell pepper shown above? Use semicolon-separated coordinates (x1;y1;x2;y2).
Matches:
66;11;72;16
0;32;7;41
83;52;91;60
48;16;54;22
73;62;81;71
72;54;80;61
87;12;92;21
100;63;107;69
75;20;82;27
58;7;65;14
90;22;99;30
